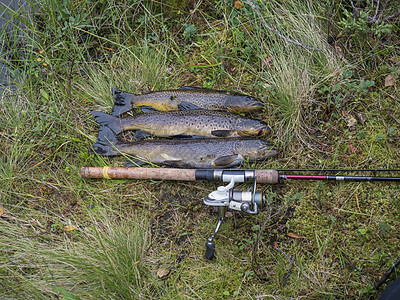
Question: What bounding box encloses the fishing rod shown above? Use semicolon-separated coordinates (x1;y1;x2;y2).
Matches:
80;167;400;259
274;168;400;172
80;167;400;183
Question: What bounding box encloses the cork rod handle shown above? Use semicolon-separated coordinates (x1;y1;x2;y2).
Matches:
80;167;197;181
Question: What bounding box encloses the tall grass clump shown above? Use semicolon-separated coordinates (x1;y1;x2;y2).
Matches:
78;41;178;112
246;0;343;145
0;210;157;299
0;89;38;203
201;0;345;147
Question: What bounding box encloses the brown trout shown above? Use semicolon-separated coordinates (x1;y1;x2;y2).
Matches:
92;126;277;168
111;87;264;116
92;110;270;138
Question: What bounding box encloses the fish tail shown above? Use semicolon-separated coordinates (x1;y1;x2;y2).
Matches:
92;125;119;156
91;111;122;135
112;88;135;116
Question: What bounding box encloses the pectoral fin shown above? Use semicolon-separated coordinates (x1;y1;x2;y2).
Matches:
132;130;151;139
141;106;161;113
124;158;147;167
213;154;243;167
163;161;187;168
160;153;182;161
211;130;234;137
178;101;202;110
159;155;185;167
172;134;205;139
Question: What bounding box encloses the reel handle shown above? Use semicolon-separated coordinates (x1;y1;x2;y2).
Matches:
241;202;258;215
205;240;215;260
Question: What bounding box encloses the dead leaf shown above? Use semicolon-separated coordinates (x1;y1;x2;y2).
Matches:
287;232;305;239
387;110;400;124
0;206;3;217
354;112;366;124
64;225;77;232
342;110;357;130
347;116;357;128
274;242;279;249
234;0;244;9
342;110;350;118
385;73;396;87
342;110;357;131
157;269;170;278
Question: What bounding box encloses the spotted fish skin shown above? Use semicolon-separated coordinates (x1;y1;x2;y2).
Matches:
111;87;264;116
92;110;270;138
92;126;277;169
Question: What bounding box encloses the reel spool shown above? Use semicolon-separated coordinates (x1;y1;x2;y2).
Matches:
203;177;264;259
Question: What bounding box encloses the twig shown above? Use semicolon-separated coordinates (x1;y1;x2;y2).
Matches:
243;0;321;51
256;295;277;300
159;250;186;296
275;246;294;287
350;0;400;24
374;255;400;290
351;1;359;18
338;248;363;273
374;0;380;22
383;12;400;23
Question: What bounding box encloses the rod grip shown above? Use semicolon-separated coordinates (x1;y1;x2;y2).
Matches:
254;169;279;183
80;167;280;184
80;167;197;181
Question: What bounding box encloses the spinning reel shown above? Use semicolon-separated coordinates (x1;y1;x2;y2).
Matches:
203;175;264;260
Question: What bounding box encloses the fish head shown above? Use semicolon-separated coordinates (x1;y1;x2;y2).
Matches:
237;119;271;137
237;140;277;161
226;95;264;113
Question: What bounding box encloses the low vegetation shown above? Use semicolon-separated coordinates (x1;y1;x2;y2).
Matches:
0;0;399;298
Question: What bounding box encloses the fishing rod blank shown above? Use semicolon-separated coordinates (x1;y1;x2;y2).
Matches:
277;168;400;172
280;175;400;181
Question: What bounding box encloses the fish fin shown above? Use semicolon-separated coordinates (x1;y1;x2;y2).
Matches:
160;153;182;161
91;111;122;135
211;130;234;137
163;161;187;168
178;101;202;110
132;130;151;139
91;126;119;156
124;157;148;167
158;156;185;168
91;142;119;156
183;135;208;139
90;142;109;155
141;106;160;113
179;86;199;90
112;88;134;116
171;133;196;139
179;86;229;93
96;125;118;143
213;154;243;167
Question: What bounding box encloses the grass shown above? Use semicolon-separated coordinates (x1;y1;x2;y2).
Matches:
0;208;155;299
1;0;400;299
